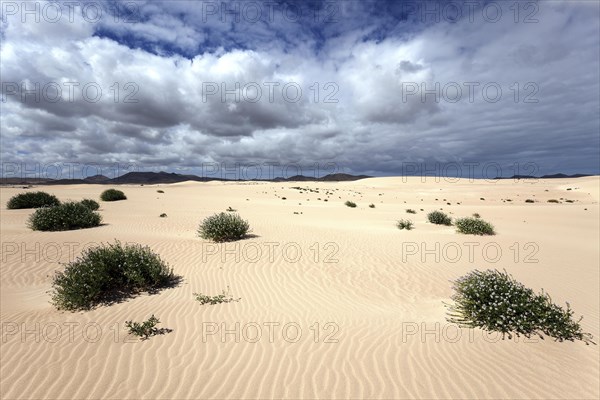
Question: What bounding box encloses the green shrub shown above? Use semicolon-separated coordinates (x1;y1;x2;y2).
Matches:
406;209;416;214
50;241;177;311
345;201;357;208
80;199;100;211
100;189;127;201
455;217;495;235
28;202;102;231
194;287;240;305
198;212;250;242
125;315;169;340
446;269;595;344
7;191;60;209
397;219;414;230
427;210;452;225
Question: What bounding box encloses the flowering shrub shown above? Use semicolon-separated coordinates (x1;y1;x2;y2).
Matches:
79;199;100;210
28;202;101;231
427;210;452;225
446;269;595;344
7;191;60;209
100;189;127;201
455;217;495;235
50;241;177;311
198;212;250;242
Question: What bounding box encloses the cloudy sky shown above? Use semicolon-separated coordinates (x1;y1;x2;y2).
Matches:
1;0;599;179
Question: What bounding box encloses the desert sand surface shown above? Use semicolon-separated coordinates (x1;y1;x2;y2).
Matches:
1;176;598;399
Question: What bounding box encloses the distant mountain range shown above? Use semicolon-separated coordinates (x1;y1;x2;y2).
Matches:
1;172;594;185
1;172;372;185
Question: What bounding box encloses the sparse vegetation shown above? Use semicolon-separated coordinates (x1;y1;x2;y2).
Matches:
472;213;480;218
198;212;250;242
369;204;375;208
50;241;177;311
345;201;357;208
427;210;452;226
455;217;495;235
100;189;127;201
7;191;60;209
406;209;416;214
80;199;100;211
157;190;164;193
525;199;535;203
547;199;560;203
194;287;240;305
446;269;595;344
125;315;169;340
397;219;414;230
160;213;167;218
226;206;237;211
28;202;102;231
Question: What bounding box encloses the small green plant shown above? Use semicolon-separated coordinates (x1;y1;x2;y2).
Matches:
345;201;357;208
472;213;481;218
369;204;375;208
525;199;535;203
547;199;560;203
7;191;60;209
160;213;167;218
125;315;167;340
226;206;236;212
397;219;414;230
50;241;177;311
28;202;102;231
80;199;100;211
446;269;595;344
157;190;164;193
454;217;495;235
198;212;250;242
100;189;127;201
194;287;240;305
406;209;416;214
427;210;452;225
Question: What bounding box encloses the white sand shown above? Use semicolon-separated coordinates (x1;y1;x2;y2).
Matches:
1;176;598;399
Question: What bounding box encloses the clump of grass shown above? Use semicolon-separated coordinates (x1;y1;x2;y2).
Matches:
525;199;535;203
345;201;357;208
406;209;416;214
50;241;177;311
369;203;375;208
7;191;60;209
160;213;167;218
100;189;127;201
397;219;414;230
194;287;240;305
28;202;102;231
454;217;495;235
80;199;100;211
446;269;595;344
547;199;560;203
472;213;481;218
427;210;452;225
125;315;170;340
198;212;250;242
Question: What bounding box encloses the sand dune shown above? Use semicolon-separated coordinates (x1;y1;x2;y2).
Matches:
1;177;598;399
